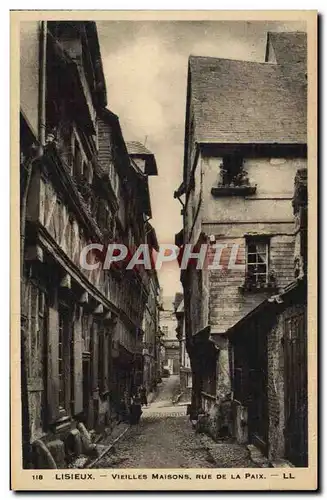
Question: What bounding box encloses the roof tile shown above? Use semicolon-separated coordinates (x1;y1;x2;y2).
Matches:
126;141;154;156
189;38;307;145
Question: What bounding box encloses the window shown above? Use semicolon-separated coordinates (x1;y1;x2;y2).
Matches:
162;325;168;336
97;201;110;232
73;140;83;178
220;154;248;186
246;239;269;284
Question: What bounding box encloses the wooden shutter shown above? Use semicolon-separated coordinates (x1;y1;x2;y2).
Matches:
73;305;83;415
47;303;60;423
91;320;99;392
98;327;104;393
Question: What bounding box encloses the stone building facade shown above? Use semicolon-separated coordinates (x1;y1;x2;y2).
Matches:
175;31;307;458
20;21;160;468
141;240;161;393
160;297;180;375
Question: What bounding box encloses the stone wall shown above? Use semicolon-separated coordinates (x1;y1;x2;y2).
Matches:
267;299;307;464
201;393;220;440
267;314;285;461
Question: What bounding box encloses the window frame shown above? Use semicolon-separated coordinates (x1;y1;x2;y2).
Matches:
161;325;169;336
245;238;270;285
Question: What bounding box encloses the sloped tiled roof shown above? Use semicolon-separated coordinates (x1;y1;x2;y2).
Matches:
126;141;158;175
189;53;307;145
126;141;153;156
267;32;307;65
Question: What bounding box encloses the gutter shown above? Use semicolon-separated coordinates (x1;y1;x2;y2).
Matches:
20;20;47;468
38;21;47;148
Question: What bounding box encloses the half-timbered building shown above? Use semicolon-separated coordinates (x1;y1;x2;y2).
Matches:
20;21;159;468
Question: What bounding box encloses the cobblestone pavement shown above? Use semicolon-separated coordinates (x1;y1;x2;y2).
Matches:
94;376;254;469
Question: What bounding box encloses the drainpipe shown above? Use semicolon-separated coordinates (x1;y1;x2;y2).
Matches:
20;20;47;468
20;20;47;274
38;21;47;149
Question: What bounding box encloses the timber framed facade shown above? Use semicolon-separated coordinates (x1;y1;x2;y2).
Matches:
20;21;160;468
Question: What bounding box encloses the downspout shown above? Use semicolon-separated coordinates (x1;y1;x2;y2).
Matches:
20;20;47;468
20;21;47;269
39;21;47;149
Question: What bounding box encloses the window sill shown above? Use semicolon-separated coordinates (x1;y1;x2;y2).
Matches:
239;282;277;293
211;184;257;197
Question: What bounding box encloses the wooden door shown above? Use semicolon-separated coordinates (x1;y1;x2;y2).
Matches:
248;326;268;454
284;310;308;466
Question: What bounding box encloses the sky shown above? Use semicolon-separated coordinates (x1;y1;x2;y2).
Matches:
97;20;306;296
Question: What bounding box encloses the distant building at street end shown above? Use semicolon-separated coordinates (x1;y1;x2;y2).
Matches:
174;293;192;402
142;229;162;393
160;296;180;375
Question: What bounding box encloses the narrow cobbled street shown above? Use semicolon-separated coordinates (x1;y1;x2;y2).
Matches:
94;376;255;469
